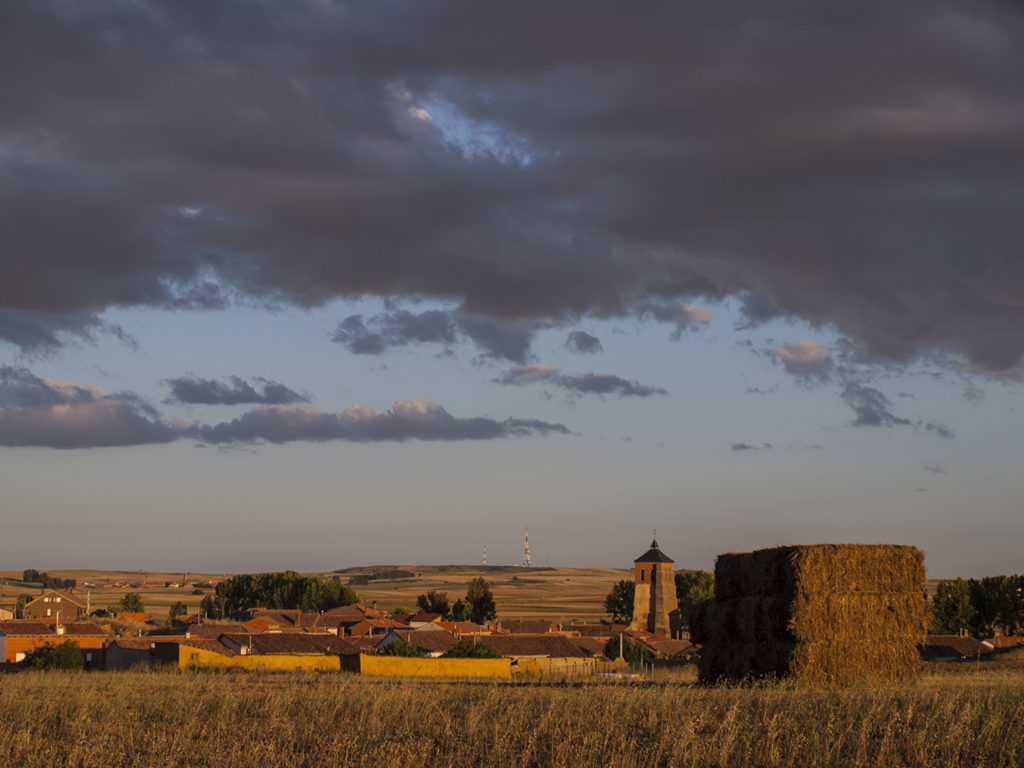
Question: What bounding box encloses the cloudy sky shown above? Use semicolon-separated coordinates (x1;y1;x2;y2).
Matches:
2;1;1023;576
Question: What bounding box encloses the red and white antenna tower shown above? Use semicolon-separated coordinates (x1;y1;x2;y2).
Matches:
522;527;531;567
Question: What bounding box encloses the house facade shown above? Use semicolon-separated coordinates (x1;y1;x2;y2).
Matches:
23;590;86;620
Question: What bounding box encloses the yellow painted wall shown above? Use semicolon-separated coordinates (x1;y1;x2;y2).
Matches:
176;645;341;672
513;657;614;676
358;654;511;679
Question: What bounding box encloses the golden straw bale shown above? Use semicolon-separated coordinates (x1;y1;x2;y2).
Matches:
787;640;923;685
714;544;924;600
788;592;928;644
695;544;927;685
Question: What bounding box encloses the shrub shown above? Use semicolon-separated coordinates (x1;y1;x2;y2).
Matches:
383;639;421;657
443;638;501;658
23;641;84;670
603;634;651;666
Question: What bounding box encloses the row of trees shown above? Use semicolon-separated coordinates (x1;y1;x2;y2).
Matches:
604;571;715;627
21;569;76;589
931;575;1024;637
415;578;496;624
199;572;360;619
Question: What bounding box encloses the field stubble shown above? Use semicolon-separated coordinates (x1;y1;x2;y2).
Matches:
2;661;1024;767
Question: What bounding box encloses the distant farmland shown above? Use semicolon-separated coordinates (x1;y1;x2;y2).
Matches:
1;565;630;621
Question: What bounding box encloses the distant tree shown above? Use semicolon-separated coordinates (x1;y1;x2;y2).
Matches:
168;601;188;622
969;575;1023;637
213;571;359;615
450;599;470;622
392;606;410;616
14;593;32;619
416;590;450;617
465;578;496;624
199;594;221;620
675;571;715;627
604;580;635;624
603;634;651;666
117;592;144;613
931;578;974;635
383;638;421;657
20;569;75;589
23;640;84;670
191;588;205;596
443;638;501;658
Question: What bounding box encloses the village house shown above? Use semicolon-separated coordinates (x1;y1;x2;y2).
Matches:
377;628;458;657
0;620;106;666
479;634;608;675
919;635;995;661
22;590;86;620
497;619;559;635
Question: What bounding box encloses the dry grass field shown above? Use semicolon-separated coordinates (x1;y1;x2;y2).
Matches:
1;658;1024;767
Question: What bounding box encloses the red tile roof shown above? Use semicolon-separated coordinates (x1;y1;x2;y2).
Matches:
481;635;589;658
179;638;237;656
566;625;614;638
0;620;105;637
185;623;246;638
220;633;359;656
408;613;443;624
565;637;606;655
643;639;694;659
919;635;994;660
26;590;85;609
500;620;558;635
402;630;457;654
107;637;155;651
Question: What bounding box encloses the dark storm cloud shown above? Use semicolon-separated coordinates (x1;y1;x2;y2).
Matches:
164;375;309;405
566;330;603;354
0;369;567;448
2;1;1024;380
333;309;537;363
496;365;666;398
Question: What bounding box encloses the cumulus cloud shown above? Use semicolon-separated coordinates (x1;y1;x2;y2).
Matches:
164;375;309;405
839;381;912;428
925;422;955;439
2;1;1024;382
185;399;569;444
333;309;537;363
632;300;713;340
731;442;772;451
496;365;559;385
566;330;603;354
0;366;176;448
557;373;667;398
0;369;568;448
773;339;834;383
496;365;666;398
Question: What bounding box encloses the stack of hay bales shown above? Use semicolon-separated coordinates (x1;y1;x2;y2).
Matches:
691;544;927;685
